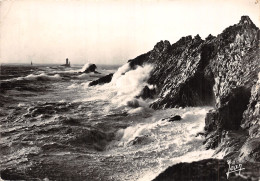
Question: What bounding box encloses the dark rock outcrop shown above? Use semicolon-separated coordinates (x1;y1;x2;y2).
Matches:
83;64;97;73
161;115;182;122
202;16;260;153
241;73;260;138
89;73;113;86
88;16;259;163
127;34;216;109
126;99;140;108
153;158;260;181
125;16;259;111
122;16;259;161
168;115;182;122
238;137;260;162
136;85;156;99
130;135;152;145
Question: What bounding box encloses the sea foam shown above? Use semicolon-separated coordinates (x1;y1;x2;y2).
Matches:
79;63;154;111
79;63;91;72
105;107;215;181
16;73;61;81
109;63;154;108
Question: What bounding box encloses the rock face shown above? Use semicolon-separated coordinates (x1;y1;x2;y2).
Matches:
153;158;260;181
241;73;260;138
124;16;259;161
162;115;182;122
90;16;259;162
84;64;97;73
128;35;216;108
136;85;156;99
89;73;113;86
168;115;182;122
126;16;259;111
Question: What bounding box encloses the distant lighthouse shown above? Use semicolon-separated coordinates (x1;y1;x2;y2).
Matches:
61;58;71;67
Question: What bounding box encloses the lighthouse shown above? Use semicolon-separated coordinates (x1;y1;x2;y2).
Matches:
61;58;71;67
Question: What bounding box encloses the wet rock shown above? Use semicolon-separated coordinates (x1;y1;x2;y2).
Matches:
168;115;182;122
153;158;260;181
126;99;140;108
125;16;259;118
204;130;220;149
137;85;156;100
241;73;260;138
205;87;252;149
238;137;260;162
130;135;152;145
205;109;219;132
213;130;248;159
161;115;182;122
89;73;113;86
195;132;205;137
83;64;97;73
153;159;228;181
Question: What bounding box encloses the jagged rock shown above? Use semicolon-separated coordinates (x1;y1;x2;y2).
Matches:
123;16;259;156
212;130;248;159
91;16;259;164
238;137;260;162
205;109;219;132
215;87;251;131
130;135;152;145
121;15;260;178
126;99;140;108
238;15;258;29
241;73;260;138
205;34;215;41
161;115;182;122
88;73;113;86
204;130;220;149
137;85;156;99
84;64;97;73
168;115;182;122
127;33;216;109
124;16;259;111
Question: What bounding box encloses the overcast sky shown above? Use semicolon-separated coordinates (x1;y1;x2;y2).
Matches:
0;0;259;65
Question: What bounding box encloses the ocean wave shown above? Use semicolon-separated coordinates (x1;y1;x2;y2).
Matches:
109;63;155;108
17;73;62;81
74;63;155;112
79;63;92;72
77;73;90;79
67;84;80;89
0;73;61;92
104;107;214;180
1;73;62;82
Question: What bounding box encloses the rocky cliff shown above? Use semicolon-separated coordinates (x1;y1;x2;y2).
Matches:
91;16;259;162
127;16;260;162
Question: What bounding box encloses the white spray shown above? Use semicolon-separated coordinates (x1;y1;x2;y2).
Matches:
109;63;154;108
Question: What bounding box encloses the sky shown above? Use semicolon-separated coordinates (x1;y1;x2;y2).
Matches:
0;0;259;65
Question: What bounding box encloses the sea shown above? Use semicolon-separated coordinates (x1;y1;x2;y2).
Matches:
0;63;216;181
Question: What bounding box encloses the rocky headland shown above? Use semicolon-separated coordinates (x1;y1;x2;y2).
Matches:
90;15;260;180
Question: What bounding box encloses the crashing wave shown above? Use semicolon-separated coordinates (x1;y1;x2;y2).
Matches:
109;63;155;108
